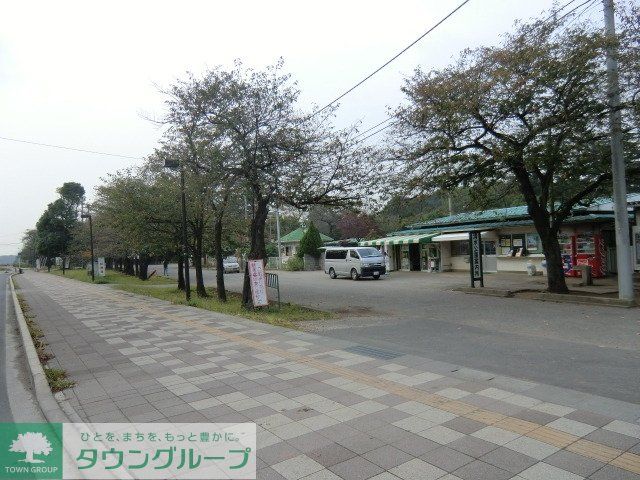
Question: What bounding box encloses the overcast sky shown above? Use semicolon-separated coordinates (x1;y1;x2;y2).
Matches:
1;0;601;256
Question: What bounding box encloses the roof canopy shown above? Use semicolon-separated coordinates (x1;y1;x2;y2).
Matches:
280;227;333;243
359;232;438;247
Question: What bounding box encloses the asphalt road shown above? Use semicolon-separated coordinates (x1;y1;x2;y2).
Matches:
0;273;13;421
155;265;640;404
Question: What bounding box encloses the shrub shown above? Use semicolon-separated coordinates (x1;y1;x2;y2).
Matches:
284;256;304;271
297;222;323;259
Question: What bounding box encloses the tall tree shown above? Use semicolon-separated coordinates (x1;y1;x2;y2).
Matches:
180;61;374;307
390;15;639;293
35;198;76;273
297;222;323;259
57;182;85;214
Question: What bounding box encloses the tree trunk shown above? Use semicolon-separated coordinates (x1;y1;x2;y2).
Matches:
124;257;135;276
177;257;185;290
541;232;569;293
134;258;139;277
193;231;207;297
214;215;227;302
61;256;66;275
242;197;269;307
137;253;150;281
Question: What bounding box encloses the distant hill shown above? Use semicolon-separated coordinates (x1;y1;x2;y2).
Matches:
0;255;17;265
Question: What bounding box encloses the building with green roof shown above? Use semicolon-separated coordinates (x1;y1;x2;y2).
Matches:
280;227;333;262
360;196;639;276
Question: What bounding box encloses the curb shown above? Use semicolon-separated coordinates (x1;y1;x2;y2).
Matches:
454;284;636;308
533;291;636;308
453;286;514;297
9;274;81;423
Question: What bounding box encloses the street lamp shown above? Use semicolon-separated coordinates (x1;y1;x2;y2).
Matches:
81;213;95;282
164;158;191;301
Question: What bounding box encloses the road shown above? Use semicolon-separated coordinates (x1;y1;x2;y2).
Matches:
155;265;640;404
0;273;12;421
0;271;46;423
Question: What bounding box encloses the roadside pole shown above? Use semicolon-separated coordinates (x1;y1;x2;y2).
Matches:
275;205;282;269
179;162;191;301
603;0;634;301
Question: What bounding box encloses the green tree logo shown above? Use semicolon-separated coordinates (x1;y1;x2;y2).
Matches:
9;432;52;464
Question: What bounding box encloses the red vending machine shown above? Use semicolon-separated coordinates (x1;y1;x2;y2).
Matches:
560;233;605;278
574;233;605;278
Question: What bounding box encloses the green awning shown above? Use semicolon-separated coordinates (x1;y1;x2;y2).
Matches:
359;232;438;247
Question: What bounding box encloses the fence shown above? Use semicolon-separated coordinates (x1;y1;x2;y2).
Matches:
265;272;281;309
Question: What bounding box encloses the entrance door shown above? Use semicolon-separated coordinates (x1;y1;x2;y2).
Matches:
424;244;441;272
482;240;497;273
409;244;421;271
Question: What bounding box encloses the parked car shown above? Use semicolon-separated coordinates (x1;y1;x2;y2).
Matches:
223;256;240;273
324;246;386;280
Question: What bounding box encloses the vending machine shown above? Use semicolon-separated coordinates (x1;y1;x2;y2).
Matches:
575;233;605;278
560;233;605;278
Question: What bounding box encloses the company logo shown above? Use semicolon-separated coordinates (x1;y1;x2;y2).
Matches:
9;432;52;463
0;423;62;479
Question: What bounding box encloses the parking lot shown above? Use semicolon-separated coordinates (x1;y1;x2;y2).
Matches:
160;266;640;404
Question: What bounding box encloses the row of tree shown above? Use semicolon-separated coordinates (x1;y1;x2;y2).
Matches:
21;5;640;295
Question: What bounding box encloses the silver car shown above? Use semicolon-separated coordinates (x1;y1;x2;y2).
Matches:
223;256;240;273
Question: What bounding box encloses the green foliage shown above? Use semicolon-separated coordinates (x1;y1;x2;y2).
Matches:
57;182;85;207
265;242;278;257
35;196;78;262
283;256;304;271
44;368;75;392
297;222;323;258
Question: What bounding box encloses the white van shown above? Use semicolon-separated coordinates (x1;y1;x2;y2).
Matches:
324;246;386;280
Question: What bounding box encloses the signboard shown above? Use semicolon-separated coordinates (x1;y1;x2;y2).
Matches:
469;232;484;287
247;260;268;307
97;257;106;277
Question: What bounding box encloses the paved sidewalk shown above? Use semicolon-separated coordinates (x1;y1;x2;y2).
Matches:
14;271;640;480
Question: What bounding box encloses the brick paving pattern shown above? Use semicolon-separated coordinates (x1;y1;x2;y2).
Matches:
15;271;640;480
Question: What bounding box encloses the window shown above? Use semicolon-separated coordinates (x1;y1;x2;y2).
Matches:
349;249;360;259
356;247;380;258
451;241;469;256
483;241;496;255
526;233;541;253
499;234;526;255
325;249;347;260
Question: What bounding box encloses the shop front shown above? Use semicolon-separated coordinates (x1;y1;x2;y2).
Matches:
359;232;439;272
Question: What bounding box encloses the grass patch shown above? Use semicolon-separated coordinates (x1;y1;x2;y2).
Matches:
49;268;175;286
115;285;332;329
16;293;53;363
44;368;75;392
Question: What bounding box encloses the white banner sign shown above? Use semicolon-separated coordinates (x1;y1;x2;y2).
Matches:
97;257;106;277
247;260;268;307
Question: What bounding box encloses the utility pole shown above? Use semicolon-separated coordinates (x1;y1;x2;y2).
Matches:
603;0;634;301
275;205;282;269
164;158;191;301
81;213;95;282
179;162;191;301
275;177;282;269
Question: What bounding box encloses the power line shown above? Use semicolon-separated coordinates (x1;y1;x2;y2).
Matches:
553;0;598;23
0;136;143;160
357;122;395;143
350;0;597;145
353;118;394;139
310;0;472;118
